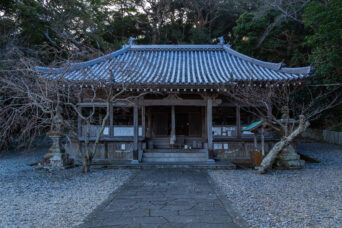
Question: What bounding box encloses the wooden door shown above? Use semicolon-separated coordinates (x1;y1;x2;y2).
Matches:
152;111;170;136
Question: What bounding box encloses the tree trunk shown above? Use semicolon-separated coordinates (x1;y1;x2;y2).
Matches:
257;115;310;174
82;156;92;173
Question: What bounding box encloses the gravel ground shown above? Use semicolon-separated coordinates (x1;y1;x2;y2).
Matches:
209;142;342;228
0;148;133;228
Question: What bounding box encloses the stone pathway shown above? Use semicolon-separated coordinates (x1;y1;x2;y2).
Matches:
80;169;247;228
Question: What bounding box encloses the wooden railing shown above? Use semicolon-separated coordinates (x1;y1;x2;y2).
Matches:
323;130;342;145
81;125;142;138
213;125;273;138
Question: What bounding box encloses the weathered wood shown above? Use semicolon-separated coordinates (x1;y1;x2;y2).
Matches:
141;106;146;139
141;99;222;106
207;98;213;158
133;104;139;160
80;99;222;107
78;102;133;107
221;102;264;107
253;134;257;150
109;105;113;137
201;107;206;137
170;106;176;144
261;125;265;156
78;106;82;137
236;105;241;138
147;108;152;138
78;136;144;142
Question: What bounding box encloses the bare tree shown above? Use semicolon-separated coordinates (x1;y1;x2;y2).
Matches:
59;53;153;173
221;81;342;174
0;45;65;150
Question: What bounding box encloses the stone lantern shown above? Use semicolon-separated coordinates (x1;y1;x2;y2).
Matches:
42;109;73;170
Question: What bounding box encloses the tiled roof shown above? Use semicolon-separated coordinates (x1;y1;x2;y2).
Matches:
36;44;312;86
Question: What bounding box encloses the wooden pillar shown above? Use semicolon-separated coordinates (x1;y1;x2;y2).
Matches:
147;108;152;138
261;125;265;156
141;106;146;139
207;98;213;161
236;105;241;138
78;106;82;137
201;107;206;138
253;133;257;151
133;104;139;163
170;106;176;145
109;105;113;137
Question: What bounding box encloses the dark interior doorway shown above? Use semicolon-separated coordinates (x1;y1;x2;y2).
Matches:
175;107;202;137
176;113;189;136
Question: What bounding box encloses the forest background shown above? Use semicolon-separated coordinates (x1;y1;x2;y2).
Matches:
0;0;341;149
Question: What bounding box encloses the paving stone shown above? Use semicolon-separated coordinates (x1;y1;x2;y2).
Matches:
80;169;246;228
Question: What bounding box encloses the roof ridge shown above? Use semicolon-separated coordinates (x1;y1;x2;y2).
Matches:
130;44;223;51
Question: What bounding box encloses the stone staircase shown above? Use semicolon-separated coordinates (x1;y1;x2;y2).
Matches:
142;149;208;163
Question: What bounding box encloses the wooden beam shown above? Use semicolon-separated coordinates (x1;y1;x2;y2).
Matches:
236;105;241;138
133;104;139;161
207;98;213;159
80;99;223;107
141;99;222;106
221;102;264;107
78;102;133;107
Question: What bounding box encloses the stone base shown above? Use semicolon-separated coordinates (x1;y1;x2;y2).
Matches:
274;145;305;170
41;152;74;170
39;134;74;170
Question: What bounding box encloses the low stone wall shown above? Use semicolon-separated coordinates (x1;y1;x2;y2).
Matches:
64;141;134;163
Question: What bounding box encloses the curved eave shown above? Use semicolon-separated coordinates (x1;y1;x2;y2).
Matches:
35;46;131;74
35;44;313;83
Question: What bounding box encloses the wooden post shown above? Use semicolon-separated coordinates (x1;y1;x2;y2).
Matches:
78;106;82;137
133;104;139;163
170;106;176;145
253;133;257;151
147;108;152;138
142;106;146;139
201;107;206;138
207;98;213;161
261;125;265;156
109;105;113;137
236;105;241;138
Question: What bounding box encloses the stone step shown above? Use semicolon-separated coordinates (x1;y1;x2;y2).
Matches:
142;157;208;162
93;161;236;170
143;152;207;158
145;149;208;153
